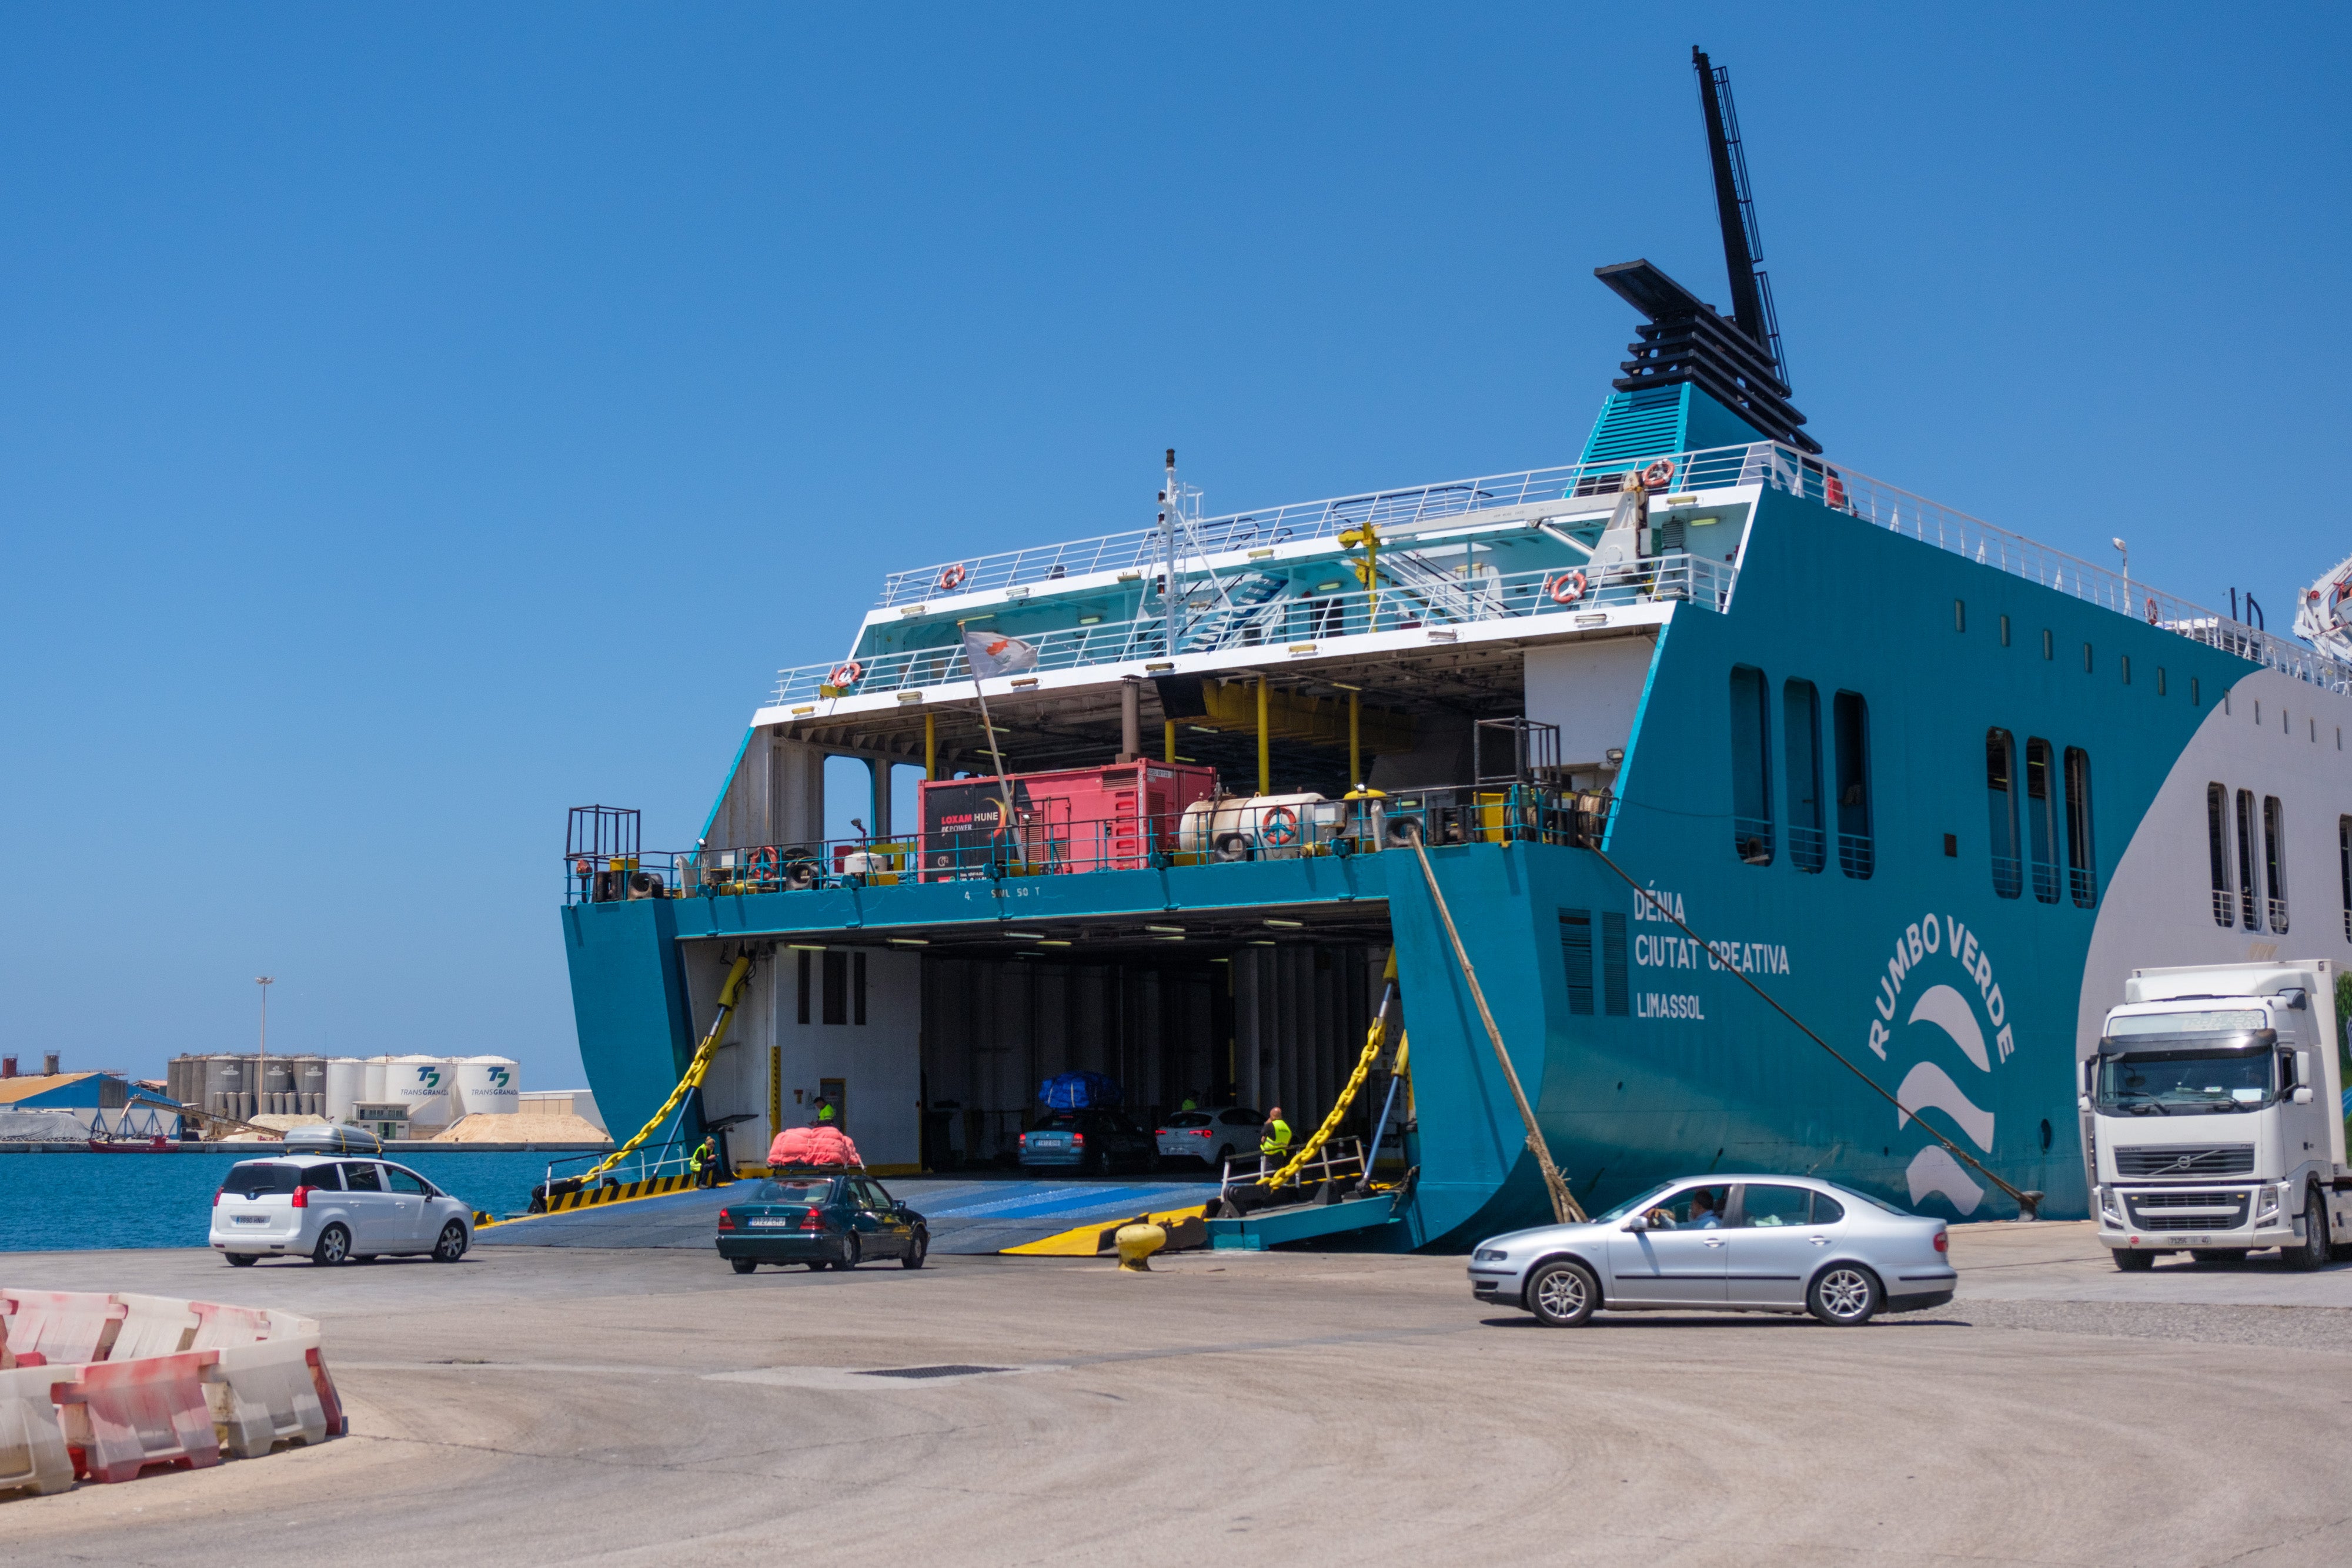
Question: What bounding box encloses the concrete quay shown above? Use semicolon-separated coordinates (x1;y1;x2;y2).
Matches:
4;1221;2348;1566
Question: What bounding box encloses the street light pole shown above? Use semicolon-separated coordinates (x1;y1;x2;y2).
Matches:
255;977;274;1089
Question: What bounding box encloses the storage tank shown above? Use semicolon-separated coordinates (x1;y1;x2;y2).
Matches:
292;1057;325;1114
454;1057;520;1119
201;1055;245;1111
389;1055;452;1128
325;1058;365;1124
362;1056;390;1104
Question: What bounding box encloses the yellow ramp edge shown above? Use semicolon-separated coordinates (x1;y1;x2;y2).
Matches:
1001;1205;1210;1256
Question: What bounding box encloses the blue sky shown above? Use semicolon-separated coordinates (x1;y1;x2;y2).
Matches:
4;5;2345;1089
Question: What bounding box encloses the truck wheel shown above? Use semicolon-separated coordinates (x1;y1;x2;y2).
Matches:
2189;1249;2246;1265
2112;1248;2156;1271
2284;1189;2331;1272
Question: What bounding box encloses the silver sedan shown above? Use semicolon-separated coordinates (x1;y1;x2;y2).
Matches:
1466;1175;1955;1327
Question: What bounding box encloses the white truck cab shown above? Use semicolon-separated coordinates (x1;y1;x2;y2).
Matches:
2087;961;2351;1271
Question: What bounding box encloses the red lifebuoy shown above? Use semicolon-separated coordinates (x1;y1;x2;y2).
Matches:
2144;596;2159;626
573;858;594;880
1639;458;1675;489
1548;570;1588;605
828;661;863;688
1261;806;1301;846
937;563;968;591
749;846;779;880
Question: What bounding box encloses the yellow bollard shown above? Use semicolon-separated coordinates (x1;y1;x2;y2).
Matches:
1114;1222;1167;1272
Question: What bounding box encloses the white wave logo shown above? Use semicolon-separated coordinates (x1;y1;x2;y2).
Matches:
1863;915;2013;1216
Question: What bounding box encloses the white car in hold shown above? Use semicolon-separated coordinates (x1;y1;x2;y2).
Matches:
211;1155;473;1266
1155;1106;1264;1167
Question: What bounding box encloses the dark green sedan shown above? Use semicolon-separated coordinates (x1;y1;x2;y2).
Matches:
715;1172;929;1273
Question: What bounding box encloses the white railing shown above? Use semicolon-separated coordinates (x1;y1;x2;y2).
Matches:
873;443;1780;609
1818;458;2352;694
774;555;1736;705
833;437;2350;702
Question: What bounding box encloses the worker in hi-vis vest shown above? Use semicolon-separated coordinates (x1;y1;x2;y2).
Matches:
691;1136;717;1187
1259;1106;1292;1157
815;1098;837;1124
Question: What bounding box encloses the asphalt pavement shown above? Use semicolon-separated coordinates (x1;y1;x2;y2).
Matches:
5;1221;2350;1566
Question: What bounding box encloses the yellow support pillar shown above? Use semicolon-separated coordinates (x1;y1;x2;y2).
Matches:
924;711;937;780
1257;676;1271;795
1164;718;1175;764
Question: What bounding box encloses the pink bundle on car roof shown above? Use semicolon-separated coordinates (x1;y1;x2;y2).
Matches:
767;1124;861;1167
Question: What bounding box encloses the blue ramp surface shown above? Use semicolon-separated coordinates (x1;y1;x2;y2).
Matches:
472;1176;1220;1254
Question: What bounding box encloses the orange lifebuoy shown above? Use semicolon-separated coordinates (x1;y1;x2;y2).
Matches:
749;846;779;881
573;858;594;880
828;661;863;688
1548;570;1588;605
1639;459;1675;489
937;563;968;591
2144;596;2159;626
1261;805;1301;846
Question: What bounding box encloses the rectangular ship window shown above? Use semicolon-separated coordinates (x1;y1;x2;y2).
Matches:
2026;740;2059;902
1986;730;2021;899
2064;748;2097;907
2208;784;2234;927
853;951;868;1026
797;950;812;1026
2236;788;2260;930
1834;691;1874;879
1784;680;1825;873
1601;912;1630;1017
2263;797;2288;933
1728;666;1773;865
1559;911;1595;1017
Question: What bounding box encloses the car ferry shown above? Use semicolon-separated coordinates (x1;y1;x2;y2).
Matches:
558;52;2352;1247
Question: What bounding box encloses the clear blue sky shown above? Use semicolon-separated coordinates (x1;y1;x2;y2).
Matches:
4;5;2345;1090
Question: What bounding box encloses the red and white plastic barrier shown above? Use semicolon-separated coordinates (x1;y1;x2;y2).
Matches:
0;1365;74;1498
0;1288;341;1498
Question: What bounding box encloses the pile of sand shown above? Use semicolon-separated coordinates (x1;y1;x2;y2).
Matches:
432;1112;610;1145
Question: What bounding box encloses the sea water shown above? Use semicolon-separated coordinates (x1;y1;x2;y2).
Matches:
0;1149;580;1252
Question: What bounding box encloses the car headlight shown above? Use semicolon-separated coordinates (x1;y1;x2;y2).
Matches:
1472;1248;1509;1263
2096;1186;2123;1225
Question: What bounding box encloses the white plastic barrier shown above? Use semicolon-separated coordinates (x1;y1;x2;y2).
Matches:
0;1365;74;1497
0;1290;125;1366
55;1350;220;1484
109;1295;200;1360
0;1289;339;1498
205;1335;334;1458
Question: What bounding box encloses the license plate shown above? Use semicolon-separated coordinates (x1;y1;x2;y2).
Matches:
232;1215;268;1225
747;1218;794;1229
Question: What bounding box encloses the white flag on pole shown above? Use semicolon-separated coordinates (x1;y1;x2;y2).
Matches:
962;629;1039;680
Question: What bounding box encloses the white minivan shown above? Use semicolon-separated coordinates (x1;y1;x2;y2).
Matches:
211;1155;473;1266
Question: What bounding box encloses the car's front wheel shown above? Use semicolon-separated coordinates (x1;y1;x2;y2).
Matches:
903;1232;927;1269
2112;1248;2157;1272
731;1258;757;1275
312;1224;351;1266
1808;1264;1882;1325
432;1221;468;1263
1524;1260;1599;1327
225;1252;258;1267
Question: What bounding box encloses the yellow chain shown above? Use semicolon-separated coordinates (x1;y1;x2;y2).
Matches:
584;954;751;1181
1261;1021;1404;1190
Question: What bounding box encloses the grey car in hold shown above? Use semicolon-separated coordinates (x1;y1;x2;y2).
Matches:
1466;1175;1955;1327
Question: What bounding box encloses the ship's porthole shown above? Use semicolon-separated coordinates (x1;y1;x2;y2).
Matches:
2040;1118;2053;1151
